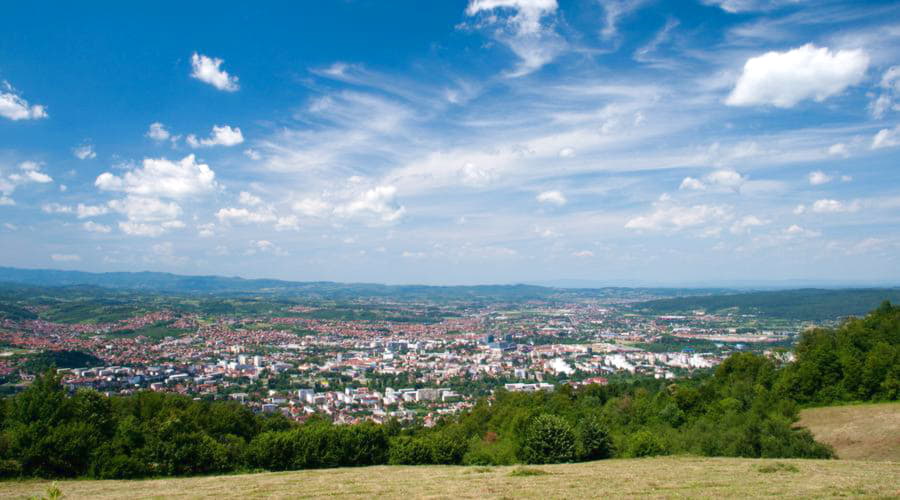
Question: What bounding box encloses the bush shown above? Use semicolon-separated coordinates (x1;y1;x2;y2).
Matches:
578;415;613;461
625;430;668;458
388;436;432;465
521;414;576;464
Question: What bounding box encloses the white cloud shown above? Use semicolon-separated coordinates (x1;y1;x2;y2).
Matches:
872;125;900;149
810;199;861;213
402;250;427;258
119;220;184;237
536;190;567;205
197;223;216;238
334;185;406;223
0;82;47;120
73;144;96;160
702;0;798;13
601;0;647;41
869;66;900;118
730;215;767;234
678;169;745;192
572;250;594;257
83;221;112;233
275;215;300;231
827;143;849;157
726;44;869;108
558;147;575;158
625;203;731;232
464;0;563;76
50;253;80;262
190;53;239;92
108;195;184;237
95;154;216;199
460;162;496;187
679;177;706;191
238;191;263;206
783;224;820;238
244;148;261;160
292;198;332;217
41;203;73;215
215;207;277;225
8;161;53;185
108;196;182;222
76;203;109;219
808;171;832;185
246;239;287;256
0;197;14;206
186;125;244;148
147;122;171;141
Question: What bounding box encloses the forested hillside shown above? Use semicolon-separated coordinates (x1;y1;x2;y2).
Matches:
0;303;896;480
635;288;900;320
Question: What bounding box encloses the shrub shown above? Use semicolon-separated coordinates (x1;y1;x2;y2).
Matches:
625;430;668;458
578;415;613;461
521;414;576;464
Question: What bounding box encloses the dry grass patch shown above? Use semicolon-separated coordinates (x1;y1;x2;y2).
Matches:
798;402;900;461
1;457;898;499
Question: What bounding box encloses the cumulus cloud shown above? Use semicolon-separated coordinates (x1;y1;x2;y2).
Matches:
726;44;869;108
238;191;262;206
215;207;277;225
190;53;239;92
464;0;564;76
558;147;575;158
50;254;80;262
83;221;112;233
292;198;332;217
186;125;244;148
73;144;96;160
108;195;184;237
76;203;109;219
808;171;832;185
5;161;53;198
678;169;745;192
246;239;287;256
625;202;731;232
810;199;860;213
460;162;496;187
872;125;900;149
147;122;171;141
536;190;567;205
827;143;849;157
730;215;766;234
41;203;73;215
108;196;182;222
869;66;900;118
0;82;47;120
783;224;820;238
334;186;406;223
95;154;216;199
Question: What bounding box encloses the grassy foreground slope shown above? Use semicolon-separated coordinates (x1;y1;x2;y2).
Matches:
3;457;898;499
798;402;900;461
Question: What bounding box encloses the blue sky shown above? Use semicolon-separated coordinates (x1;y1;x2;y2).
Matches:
1;0;899;285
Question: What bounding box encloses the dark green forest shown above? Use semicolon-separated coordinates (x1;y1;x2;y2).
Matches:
0;303;897;479
635;288;900;320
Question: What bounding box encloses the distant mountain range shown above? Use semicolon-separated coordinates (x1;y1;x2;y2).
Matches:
0;266;720;301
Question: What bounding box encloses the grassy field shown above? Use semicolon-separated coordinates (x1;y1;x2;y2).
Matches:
2;457;898;499
798;402;900;461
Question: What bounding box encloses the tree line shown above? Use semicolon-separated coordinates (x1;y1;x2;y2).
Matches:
0;302;897;479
